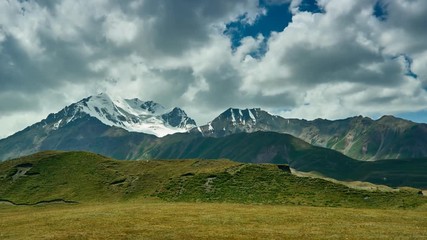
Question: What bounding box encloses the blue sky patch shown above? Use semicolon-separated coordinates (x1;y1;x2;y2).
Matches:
298;0;324;13
398;110;427;123
373;1;388;21
224;1;292;52
224;0;325;54
402;55;417;78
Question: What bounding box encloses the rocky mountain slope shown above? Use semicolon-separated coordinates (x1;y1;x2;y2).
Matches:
0;93;196;160
195;108;427;160
56;93;196;137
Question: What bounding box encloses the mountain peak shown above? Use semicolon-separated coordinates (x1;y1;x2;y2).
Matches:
161;107;196;129
216;108;262;125
44;94;196;137
194;107;275;137
120;98;166;115
378;115;399;121
376;115;415;129
376;115;412;124
91;92;113;102
133;100;165;114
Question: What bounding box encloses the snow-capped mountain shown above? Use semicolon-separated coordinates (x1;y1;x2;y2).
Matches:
46;93;196;137
194;107;427;161
195;108;281;137
1;98;426;162
0;93;197;160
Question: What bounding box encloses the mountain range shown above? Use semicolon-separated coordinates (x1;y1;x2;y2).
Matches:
0;93;426;188
196;108;427;160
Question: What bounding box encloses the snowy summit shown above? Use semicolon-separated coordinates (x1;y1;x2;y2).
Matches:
48;93;197;137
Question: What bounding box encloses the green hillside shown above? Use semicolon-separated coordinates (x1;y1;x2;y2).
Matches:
148;131;427;188
2;127;426;189
0;151;424;209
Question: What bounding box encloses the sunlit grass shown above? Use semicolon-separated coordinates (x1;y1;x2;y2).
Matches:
1;151;425;209
1;201;426;239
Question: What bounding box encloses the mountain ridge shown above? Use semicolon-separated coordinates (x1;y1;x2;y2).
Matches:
195;108;427;160
45;93;197;137
1;95;426;163
146;131;427;189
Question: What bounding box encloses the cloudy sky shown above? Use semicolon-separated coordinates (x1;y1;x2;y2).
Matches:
1;0;427;138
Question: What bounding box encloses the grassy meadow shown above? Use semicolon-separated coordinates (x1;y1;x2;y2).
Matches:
1;200;427;239
1;151;426;239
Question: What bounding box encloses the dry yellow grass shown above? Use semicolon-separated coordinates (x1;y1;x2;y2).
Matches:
290;168;399;192
1;200;427;240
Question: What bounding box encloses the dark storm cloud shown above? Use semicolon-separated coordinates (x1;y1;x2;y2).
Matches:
0;92;42;114
0;29;105;112
149;67;197;107
129;0;258;57
36;28;107;79
194;63;297;110
26;0;55;10
282;42;403;86
0;35;49;92
195;64;244;109
385;0;427;53
251;91;297;108
359;95;397;105
377;1;427;88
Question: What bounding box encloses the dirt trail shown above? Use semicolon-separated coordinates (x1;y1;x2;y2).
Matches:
0;199;78;206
